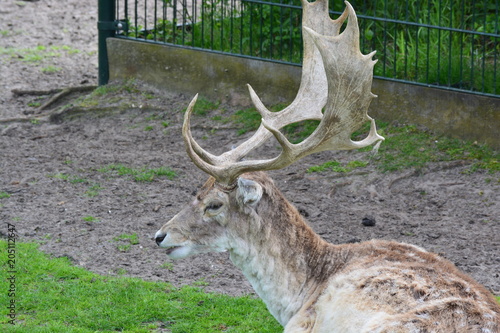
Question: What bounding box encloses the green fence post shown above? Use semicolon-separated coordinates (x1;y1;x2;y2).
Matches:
98;0;116;86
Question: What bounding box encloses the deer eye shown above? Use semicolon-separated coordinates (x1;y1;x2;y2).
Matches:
204;201;223;213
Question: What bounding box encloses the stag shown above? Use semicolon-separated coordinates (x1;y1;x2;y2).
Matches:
155;1;500;331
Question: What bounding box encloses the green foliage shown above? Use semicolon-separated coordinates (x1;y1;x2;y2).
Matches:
124;0;303;63
0;191;11;199
0;241;281;332
354;0;499;94
98;164;177;182
122;0;499;95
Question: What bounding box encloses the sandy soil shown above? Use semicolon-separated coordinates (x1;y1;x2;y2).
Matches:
1;0;499;298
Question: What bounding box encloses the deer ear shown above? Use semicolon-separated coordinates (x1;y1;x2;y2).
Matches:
237;177;263;207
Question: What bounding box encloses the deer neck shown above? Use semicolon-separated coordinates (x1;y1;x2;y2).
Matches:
227;196;339;326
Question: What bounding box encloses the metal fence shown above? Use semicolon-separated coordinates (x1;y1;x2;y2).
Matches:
106;0;499;97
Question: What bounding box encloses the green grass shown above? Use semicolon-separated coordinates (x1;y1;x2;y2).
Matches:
184;97;220;116
276;119;499;174
0;241;281;332
371;122;500;173
113;233;140;245
0;191;11;199
40;65;61;73
90;79;140;97
232;107;262;136
48;173;89;184
27;101;41;108
308;160;369;174
231;103;289;136
0;45;81;64
82;216;100;223
98;164;177;182
84;184;103;197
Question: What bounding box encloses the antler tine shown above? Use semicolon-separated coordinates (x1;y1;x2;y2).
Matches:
183;94;255;186
255;2;384;157
182;94;228;180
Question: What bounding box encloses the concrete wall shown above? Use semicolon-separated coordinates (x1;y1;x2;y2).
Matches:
107;38;500;148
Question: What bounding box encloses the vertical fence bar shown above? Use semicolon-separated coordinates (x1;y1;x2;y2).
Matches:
153;0;158;41
259;3;263;57
459;0;465;90
134;0;138;37
124;0;128;36
220;0;224;51
447;3;454;86
470;0;476;92
481;0;487;93
414;1;420;82
98;0;116;86
494;1;498;95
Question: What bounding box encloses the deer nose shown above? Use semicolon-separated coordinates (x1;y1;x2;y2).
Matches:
155;231;166;246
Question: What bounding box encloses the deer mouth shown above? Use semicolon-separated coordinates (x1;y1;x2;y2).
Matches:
165;246;182;255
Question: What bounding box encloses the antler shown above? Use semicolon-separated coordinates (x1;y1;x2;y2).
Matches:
183;1;384;187
187;0;344;165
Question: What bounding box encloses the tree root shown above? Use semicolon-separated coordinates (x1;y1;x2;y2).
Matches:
11;85;96;112
0;105;118;125
12;88;64;96
0;116;43;124
38;85;97;111
1;86;99;124
48;105;119;122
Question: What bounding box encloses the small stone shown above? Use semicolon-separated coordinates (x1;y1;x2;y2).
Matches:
361;216;376;227
347;238;362;243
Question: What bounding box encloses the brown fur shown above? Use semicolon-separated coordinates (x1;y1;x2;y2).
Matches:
157;171;500;332
235;172;500;331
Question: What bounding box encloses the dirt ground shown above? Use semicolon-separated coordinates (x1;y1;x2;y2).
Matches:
1;0;499;298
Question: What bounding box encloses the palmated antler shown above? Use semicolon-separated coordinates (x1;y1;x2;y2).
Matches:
187;0;345;166
183;1;384;187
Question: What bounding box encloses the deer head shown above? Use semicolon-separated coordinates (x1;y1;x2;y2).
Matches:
155;0;383;253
